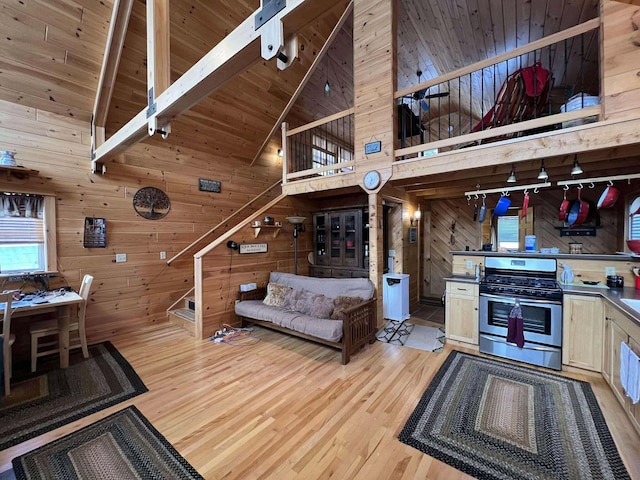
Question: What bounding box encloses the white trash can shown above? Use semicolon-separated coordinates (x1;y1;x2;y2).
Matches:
383;273;410;321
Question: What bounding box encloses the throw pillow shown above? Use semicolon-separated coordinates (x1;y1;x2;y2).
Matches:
331;295;365;321
263;282;292;307
286;289;334;318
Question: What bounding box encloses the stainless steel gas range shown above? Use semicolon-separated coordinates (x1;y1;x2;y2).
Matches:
479;256;563;370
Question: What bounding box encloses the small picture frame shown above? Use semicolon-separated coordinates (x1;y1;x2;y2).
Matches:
408;226;418;244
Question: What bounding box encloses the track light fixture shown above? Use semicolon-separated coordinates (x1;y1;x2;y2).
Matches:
506;165;517;183
537;160;549;181
571;155;583;176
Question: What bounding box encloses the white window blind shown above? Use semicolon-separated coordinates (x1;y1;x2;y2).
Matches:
0;216;44;244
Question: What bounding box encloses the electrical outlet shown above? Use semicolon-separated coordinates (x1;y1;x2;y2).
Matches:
160;251;166;260
605;266;616;277
466;260;473;269
115;253;127;263
389;249;396;257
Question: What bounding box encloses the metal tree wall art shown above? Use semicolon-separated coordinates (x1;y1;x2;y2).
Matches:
132;187;171;220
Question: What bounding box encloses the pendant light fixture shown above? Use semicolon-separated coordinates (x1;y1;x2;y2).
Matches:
324;55;331;96
537;160;549;180
506;165;517;183
570;155;583;176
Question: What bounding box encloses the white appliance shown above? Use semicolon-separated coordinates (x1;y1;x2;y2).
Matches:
383;273;410;321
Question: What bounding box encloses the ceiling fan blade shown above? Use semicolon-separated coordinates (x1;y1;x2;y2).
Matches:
411;89;450;100
422;91;450;99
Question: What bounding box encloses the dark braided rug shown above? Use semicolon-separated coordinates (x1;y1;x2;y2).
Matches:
0;342;147;451
12;406;203;479
399;350;631;480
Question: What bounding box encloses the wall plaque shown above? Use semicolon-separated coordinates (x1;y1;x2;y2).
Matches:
239;243;268;254
83;217;107;248
199;178;221;193
408;226;418;244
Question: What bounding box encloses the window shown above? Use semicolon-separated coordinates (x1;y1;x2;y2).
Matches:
311;134;353;175
496;215;519;250
630;195;640;240
0;192;56;274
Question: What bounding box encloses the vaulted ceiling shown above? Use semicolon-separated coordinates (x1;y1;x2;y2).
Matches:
0;0;638;200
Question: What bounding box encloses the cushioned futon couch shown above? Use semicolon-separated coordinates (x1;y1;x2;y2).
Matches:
234;272;377;364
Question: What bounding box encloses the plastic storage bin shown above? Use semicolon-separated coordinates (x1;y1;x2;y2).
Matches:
383;273;410;321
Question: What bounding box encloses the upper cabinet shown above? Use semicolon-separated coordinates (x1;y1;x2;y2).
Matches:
311;209;368;278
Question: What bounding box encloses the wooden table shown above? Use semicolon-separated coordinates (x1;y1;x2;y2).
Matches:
0;291;84;369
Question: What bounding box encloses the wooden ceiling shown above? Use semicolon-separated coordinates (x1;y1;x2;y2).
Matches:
0;0;638;200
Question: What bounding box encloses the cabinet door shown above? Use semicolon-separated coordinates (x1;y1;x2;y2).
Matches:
313;214;328;265
445;282;479;345
629;336;640;434
342;210;360;267
610;319;628;406
603;304;613;384
329;212;343;266
562;295;604;372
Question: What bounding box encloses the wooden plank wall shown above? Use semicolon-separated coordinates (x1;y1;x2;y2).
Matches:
0;99;289;358
422;186;628;298
200;197;318;337
602;0;640;121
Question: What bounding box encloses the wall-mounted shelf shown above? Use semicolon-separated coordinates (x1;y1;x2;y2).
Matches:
252;225;281;238
0;165;39;180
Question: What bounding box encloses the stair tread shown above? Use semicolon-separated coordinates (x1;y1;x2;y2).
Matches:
172;308;195;322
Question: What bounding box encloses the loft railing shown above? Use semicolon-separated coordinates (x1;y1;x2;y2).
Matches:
282;107;355;182
394;18;601;160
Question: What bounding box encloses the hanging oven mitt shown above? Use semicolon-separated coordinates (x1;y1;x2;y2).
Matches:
506;302;525;348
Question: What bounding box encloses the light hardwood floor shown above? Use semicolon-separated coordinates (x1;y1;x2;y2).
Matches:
1;321;639;479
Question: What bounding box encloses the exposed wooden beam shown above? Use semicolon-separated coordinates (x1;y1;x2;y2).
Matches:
147;0;171;137
93;0;334;165
92;0;134;129
250;1;354;166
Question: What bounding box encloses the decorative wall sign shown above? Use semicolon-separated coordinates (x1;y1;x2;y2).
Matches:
239;243;268;254
133;187;171;220
364;141;382;154
83;217;107;248
408;226;418;244
198;178;221;193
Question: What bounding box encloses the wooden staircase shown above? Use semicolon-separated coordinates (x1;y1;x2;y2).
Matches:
168;295;196;336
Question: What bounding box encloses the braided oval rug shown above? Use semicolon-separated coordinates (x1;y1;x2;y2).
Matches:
399;350;631;480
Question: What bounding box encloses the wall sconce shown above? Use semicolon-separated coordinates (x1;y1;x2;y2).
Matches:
506;165;517;183
277;148;283;157
410;210;421;227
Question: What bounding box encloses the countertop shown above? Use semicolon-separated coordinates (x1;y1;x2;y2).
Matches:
450;251;638;261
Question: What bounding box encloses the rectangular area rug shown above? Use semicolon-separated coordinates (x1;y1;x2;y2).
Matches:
399;350;631;480
376;321;445;352
0;341;147;451
12;406;203;479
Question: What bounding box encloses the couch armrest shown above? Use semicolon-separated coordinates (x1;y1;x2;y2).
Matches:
341;298;377;363
238;287;267;302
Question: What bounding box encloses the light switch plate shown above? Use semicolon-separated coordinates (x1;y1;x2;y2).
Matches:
466;260;473;269
388;249;396;257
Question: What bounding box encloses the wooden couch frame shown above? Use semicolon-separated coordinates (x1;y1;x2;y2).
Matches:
237;287;377;364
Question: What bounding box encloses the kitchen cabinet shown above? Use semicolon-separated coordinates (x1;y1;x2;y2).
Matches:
445;281;479;345
312;209;368;278
602;301;640;436
562;294;604;372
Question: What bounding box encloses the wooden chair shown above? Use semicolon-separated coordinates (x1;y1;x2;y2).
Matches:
30;274;93;372
1;291;15;395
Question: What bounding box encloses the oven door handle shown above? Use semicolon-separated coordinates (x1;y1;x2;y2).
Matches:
479;292;561;306
479;334;560;352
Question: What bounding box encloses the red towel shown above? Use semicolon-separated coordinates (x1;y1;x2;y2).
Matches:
506;303;525;348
